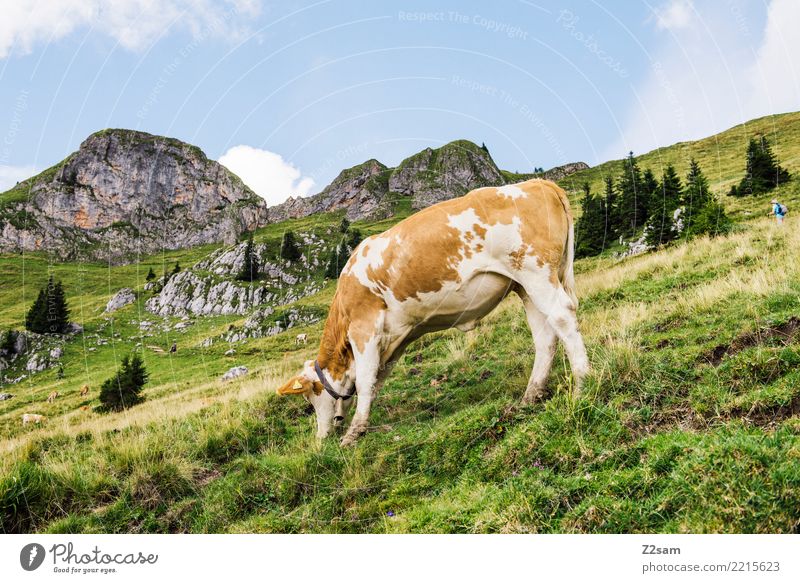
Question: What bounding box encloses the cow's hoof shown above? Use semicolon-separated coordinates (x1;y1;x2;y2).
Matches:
520;391;543;406
340;435;358;447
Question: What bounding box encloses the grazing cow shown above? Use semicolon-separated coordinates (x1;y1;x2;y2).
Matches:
80;384;90;396
296;333;308;345
47;391;59;403
22;413;47;426
276;179;589;445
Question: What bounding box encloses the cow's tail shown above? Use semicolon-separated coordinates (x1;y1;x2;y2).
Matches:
555;187;578;309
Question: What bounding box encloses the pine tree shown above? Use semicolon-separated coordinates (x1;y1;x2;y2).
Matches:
280;231;302;262
729;136;790;196
683;159;711;233
236;232;259;282
25;275;70;334
641;168;660;215
347;228;363;249
145;267;156;282
603;175;621;237
338;217;351;233
684;160;730;238
99;353;149;412
171;261;181;275
616;152;648;238
575;183;608;258
1;330;15;354
644;165;681;247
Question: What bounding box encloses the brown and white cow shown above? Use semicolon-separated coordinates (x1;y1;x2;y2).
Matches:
276;179;589;445
46;391;59;403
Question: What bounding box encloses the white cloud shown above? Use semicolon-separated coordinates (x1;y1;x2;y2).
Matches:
745;0;800;118
654;0;694;31
0;0;260;59
605;0;800;161
219;145;315;206
0;164;37;192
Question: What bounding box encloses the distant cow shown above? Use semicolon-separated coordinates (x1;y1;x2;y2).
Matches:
22;413;47;426
80;384;90;396
295;333;308;345
47;391;59;403
277;179;589;445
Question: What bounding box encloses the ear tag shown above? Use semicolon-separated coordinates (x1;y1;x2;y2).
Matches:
292;380;303;390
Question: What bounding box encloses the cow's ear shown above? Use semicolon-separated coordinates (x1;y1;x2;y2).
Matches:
277;376;310;396
311;381;324;396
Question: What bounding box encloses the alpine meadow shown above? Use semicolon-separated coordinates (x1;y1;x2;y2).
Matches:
0;109;798;534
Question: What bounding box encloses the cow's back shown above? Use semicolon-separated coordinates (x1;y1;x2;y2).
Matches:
341;179;572;305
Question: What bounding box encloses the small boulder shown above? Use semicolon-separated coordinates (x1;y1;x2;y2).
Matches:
0;393;13;401
221;366;248;381
105;288;136;313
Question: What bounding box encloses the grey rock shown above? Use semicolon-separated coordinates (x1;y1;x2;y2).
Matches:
49;347;63;359
105;287;136;313
221;365;248;381
0;393;13;401
26;353;49;372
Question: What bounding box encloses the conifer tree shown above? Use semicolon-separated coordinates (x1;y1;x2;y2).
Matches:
99;353;148;412
280;231;302;262
145;267;156;282
603;175;621;237
25;275;70;334
684;160;730;238
575;183;608;258
236;232;259;282
616;152;647;237
729;136;790;196
644;164;681;247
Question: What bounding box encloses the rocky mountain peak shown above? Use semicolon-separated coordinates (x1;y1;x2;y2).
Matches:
0;129;268;262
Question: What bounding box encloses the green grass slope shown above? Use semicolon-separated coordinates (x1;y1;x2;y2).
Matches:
561;111;800;216
1;115;800;533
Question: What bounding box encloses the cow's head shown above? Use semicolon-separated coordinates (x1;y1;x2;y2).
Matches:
276;359;355;438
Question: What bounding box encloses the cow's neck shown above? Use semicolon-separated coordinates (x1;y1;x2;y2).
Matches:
316;296;353;382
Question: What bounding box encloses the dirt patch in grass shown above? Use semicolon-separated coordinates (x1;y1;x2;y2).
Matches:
704;317;800;366
729;394;800;428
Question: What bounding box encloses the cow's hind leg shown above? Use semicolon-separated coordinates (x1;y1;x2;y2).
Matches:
518;293;558;404
515;276;589;396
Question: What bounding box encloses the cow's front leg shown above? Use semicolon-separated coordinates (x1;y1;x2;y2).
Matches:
340;335;383;447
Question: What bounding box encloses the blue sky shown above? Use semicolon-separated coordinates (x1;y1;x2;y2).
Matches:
1;0;797;205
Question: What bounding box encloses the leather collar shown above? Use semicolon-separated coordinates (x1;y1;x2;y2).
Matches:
314;360;356;401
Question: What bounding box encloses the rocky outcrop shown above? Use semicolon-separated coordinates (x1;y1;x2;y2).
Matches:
0;129;268;263
269;159;391;222
389;140;504;209
540;161;590;182
224;305;324;342
0;329;74;385
105;288;136;313
141;233;326;318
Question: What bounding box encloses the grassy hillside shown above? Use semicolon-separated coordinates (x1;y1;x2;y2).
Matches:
1;115;800;533
561;111;800;218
